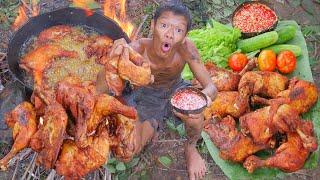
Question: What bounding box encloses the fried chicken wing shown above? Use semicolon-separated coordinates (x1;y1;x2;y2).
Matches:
20;45;78;87
0;102;37;170
244;133;309;173
29;103;68;169
37;25;73;45
192;62;241;91
239;71;289;98
204;91;249;120
55;125;110;179
240;104;317;151
204;116;266;162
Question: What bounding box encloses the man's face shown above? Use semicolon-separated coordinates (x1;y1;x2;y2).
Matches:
152;11;188;59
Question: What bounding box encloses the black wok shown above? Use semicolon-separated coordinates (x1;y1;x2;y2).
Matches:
7;7;130;92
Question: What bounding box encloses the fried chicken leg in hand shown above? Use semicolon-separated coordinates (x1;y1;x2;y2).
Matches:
252;77;318;115
29;102;68;169
240;104;318;151
55;124;110;179
238;71;289;98
0;102;37;170
118;46;153;86
203;91;249;120
204;116;266;162
192;62;241;91
244;133;310;173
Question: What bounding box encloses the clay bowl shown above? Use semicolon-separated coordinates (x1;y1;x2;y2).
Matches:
232;1;278;38
170;87;208;115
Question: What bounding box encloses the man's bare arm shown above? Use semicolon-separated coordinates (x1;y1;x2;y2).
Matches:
179;39;217;101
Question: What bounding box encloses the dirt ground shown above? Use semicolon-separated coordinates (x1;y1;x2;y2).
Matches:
0;0;320;180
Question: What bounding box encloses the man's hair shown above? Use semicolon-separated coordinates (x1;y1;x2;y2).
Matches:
153;1;192;32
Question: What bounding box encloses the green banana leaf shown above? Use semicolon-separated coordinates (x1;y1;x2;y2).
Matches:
202;20;320;180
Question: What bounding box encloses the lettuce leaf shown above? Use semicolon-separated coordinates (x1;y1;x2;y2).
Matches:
182;20;241;80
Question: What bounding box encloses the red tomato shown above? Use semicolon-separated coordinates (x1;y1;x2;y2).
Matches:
276;50;296;74
258;50;277;71
228;53;248;72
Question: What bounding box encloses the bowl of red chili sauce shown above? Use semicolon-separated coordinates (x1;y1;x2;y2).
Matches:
170;87;208;114
232;1;278;38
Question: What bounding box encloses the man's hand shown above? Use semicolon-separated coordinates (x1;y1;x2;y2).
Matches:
177;38;201;62
109;38;130;58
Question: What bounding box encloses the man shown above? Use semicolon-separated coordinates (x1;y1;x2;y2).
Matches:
108;2;217;179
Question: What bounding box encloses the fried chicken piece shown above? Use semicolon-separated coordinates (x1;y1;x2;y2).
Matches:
102;56;126;96
118;47;153;86
55;124;110;179
238;71;289;98
55;76;96;148
203;91;249;120
0;102;37;170
55;77;137;148
87;94;137;134
29;103;68;169
37;25;73;45
109;114;136;162
192;62;241;91
252;77;318;115
20;45;78;87
86;36;113;60
240;104;317;151
244;133;309;173
204;116;266;162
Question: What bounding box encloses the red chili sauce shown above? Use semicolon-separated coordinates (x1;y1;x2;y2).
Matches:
233;3;277;33
171;89;206;111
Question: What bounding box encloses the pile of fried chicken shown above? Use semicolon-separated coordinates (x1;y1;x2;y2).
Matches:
0;25;153;179
199;61;318;173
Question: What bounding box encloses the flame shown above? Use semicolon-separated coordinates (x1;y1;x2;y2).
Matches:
72;0;94;16
11;6;28;31
103;0;135;38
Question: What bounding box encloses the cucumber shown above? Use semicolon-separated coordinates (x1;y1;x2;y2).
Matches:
263;44;302;56
275;25;297;44
237;31;278;53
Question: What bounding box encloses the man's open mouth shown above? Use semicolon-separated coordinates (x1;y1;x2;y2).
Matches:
161;42;171;53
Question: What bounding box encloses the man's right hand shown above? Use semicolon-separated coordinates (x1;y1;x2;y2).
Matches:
109;38;129;58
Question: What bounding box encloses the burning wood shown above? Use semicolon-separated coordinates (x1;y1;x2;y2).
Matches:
11;0;40;31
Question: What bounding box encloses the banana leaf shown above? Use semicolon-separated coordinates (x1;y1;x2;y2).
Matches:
202;20;320;180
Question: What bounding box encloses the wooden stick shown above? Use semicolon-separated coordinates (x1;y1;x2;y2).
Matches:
151;0;159;6
11;160;20;180
21;152;37;180
0;53;6;62
20;0;33;14
131;15;149;40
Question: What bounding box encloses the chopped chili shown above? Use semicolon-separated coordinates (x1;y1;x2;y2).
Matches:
233;3;277;33
171;89;206;111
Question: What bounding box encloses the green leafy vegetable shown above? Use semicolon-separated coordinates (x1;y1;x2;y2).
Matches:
116;162;126;171
158;156;173;168
202;20;320;179
182;20;241;80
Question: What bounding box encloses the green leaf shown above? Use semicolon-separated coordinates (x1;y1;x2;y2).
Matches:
125;157;140;168
116;162;126;171
176;123;186;137
87;1;101;10
106;164;116;174
158;156;173;168
166;118;177;132
118;172;130;180
108;157;117;165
